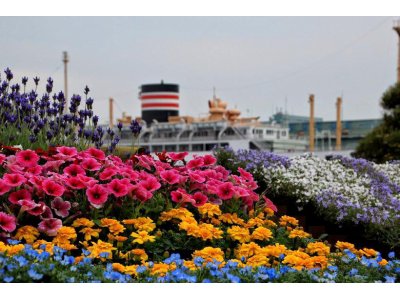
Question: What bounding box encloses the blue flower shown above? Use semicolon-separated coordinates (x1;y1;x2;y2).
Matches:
349;268;359;276
28;268;44;280
194;257;204;266
388;252;396;259
202;278;212;283
99;252;110;259
3;276;14;283
384;276;396;283
226;273;241;283
7;239;20;245
13;255;28;267
136;266;147;274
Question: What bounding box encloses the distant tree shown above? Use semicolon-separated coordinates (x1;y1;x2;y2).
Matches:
353;82;400;163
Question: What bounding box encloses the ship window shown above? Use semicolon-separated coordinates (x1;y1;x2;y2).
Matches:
165;145;176;152
179;144;189;151
152;145;163;152
281;131;287;136
206;143;217;151
266;130;274;135
220;143;229;148
192;144;204;151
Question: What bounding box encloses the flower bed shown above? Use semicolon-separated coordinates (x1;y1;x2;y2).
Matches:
214;148;400;249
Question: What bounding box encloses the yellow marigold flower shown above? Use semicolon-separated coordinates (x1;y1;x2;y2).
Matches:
197;203;222;218
120;248;149;263
245;217;265;228
0;242;7;253
218;213;245;226
236;242;262;259
260;243;287;258
14;225;40;244
263;220;277;228
159;208;193;222
80;227;102;241
358;248;378;258
288;229;311;239
251;227;273;241
227;226;251;243
75;256;84;264
227;259;246;268
72;218;94;228
193;247;224;262
246;254;270;268
87;240;116;258
279;215;299;227
124;265;139;276
335;241;356;252
179;220;198;235
112;263;126;273
248;210;255;218
306;242;330;256
130;231;156;244
286;250;311;260
122;217;156;232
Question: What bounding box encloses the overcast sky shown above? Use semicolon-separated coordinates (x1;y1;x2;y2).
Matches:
0;17;398;123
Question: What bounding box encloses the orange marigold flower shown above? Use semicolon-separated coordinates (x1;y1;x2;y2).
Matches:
246;254;270;267
260;243;287;258
358;248;378;258
100;218;119;227
53;226;77;244
307;256;329;269
335;241;356;252
263;220;277;228
112;263;126;273
197;203;222;218
279;215;299;227
218;213;245;226
193;247;224;262
288;229;311;239
227;226;251;243
379;259;388;266
32;240;54;255
245;218;265;228
130;231;156;244
123;217;156;232
6;244;25;256
149;263;175;276
159;208;193;222
306;242;330;256
107;234;128;243
251;227;273;241
236;242;262;259
183;260;197;271
80;227;102;241
14;225;40;244
87;240;116;258
124;265;139;276
264;207;275;217
72;218;94;228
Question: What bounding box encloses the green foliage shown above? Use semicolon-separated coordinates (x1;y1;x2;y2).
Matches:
354;82;400;162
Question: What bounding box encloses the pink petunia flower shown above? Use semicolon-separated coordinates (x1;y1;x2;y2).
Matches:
38;218;62;236
131;186;153;202
3;173;27;187
63;164;86;177
139;177;161;192
107;179;129;197
0;179;12;195
187;157;204;169
15;149;40;168
160;170;180;185
168;152;188;161
237;167;254;181
216;182;235;200
171;188;193;204
191;192;208;207
86;184;109;208
18;199;38;211
65;177;86;190
263;195;278;213
83;147;106;161
42;179;65;197
54;146;78;160
81;158;102;171
0;212;16;232
51;197;71;218
0;154;6;165
99;167;117;181
77;174;98;187
203;154;217;166
188;171;206;183
8;189;32;204
27;201;47;216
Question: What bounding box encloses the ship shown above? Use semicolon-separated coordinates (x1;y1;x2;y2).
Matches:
109;82;308;155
